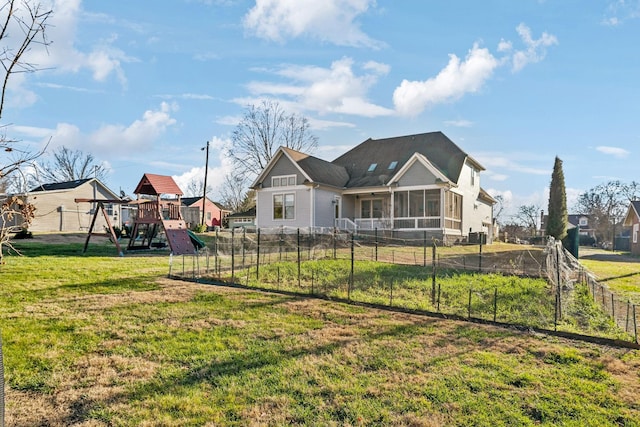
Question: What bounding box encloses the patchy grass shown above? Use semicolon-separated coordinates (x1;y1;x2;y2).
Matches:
580;248;640;304
1;239;639;425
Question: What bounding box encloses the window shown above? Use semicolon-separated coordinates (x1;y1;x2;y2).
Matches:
579;217;588;227
272;175;296;187
273;193;295;220
361;199;383;218
634;224;639;244
388;161;398;170
444;191;462;230
470;168;476;186
368;163;377;172
409;190;424;217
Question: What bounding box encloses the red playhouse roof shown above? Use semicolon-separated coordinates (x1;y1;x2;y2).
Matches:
133;173;183;196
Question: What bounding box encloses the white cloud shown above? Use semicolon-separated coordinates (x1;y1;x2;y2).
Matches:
242;57;394;118
596;145;630;158
393;44;498;117
510;23;558;72
602;0;640;25
23;0;136;86
33;103;178;156
243;0;383;48
444;119;474;128
173;136;234;198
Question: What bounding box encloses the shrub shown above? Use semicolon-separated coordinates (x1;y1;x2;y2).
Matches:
192;224;207;233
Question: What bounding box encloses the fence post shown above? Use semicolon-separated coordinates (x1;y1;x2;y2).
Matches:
478;240;483;272
242;228;246;270
437;283;441;311
423;231;427;267
634;304;638;344
431;243;436;305
626;300;631;333
231;228;235;283
256;228;261;279
333;227;337;260
297;228;301;288
468;288;472;319
611;293;615;320
279;228;283;261
375;227;378;262
556;246;562;320
493;288;498;322
349;232;354;301
214;228;219;275
389;279;394;306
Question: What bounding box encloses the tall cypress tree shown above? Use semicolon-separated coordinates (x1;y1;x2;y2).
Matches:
546;156;568;240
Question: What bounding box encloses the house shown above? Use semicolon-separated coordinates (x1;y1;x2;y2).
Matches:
540;212;597;241
180;196;230;229
227;207;256;229
23;178;122;233
623;200;640;255
251;131;495;244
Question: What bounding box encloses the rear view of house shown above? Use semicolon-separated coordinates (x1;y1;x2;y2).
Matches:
252;131;495;244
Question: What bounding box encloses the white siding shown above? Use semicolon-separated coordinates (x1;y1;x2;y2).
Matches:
313;188;342;228
262;157;306;188
255;186;312;229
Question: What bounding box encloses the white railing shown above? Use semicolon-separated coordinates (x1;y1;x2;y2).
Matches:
335;218;358;232
394;216;441;229
354;218;392;230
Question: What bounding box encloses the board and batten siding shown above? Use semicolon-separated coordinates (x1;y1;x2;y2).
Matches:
397;161;438;187
261;156;306;188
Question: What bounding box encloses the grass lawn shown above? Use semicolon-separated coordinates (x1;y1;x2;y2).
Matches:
1;237;639;426
579;248;640;304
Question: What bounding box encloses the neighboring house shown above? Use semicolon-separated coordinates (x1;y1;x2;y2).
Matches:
251;131;495;244
227;207;256;229
181;196;230;229
25;178;122;232
623;200;640;255
540;213;597;239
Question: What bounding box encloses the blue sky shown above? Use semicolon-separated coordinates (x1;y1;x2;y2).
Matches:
6;0;640;218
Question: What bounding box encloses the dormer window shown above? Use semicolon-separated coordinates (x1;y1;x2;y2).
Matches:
368;163;377;172
388;161;398;170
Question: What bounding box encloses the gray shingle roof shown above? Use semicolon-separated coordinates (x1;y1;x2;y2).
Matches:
331;131;477;188
281;147;350;188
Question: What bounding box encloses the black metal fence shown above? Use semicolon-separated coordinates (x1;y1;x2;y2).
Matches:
169;228;638;345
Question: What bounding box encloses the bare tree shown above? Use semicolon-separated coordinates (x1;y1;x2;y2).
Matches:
575;180;638;245
228;100;318;178
31;146;108;185
513;204;541;236
219;172;251;213
0;0;52;262
184;178;214;198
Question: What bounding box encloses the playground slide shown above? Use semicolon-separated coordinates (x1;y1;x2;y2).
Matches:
187;229;206;250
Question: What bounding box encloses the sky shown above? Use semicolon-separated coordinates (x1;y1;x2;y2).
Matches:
4;0;640;220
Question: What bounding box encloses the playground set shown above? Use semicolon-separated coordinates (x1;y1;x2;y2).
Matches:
75;173;205;256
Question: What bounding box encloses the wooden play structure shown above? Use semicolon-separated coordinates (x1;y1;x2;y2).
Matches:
74;198;126;256
126;173;197;255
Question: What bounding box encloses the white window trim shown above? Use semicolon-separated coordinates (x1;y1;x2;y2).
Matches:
273;192;295;220
634;224;639;244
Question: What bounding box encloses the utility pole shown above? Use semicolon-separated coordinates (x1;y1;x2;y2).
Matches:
201;141;210;227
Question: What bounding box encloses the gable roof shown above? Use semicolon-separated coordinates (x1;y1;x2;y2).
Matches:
332;131;483;188
623;201;640;226
30;178;92;192
133;173;183;196
253;147;349;189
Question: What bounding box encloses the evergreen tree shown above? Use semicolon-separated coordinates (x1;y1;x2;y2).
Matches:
546;156;568;240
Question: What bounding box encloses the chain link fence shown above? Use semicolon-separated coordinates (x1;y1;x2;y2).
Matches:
170;227;638;345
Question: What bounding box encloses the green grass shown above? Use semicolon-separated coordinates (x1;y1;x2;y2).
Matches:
579;251;640;304
1;240;639;425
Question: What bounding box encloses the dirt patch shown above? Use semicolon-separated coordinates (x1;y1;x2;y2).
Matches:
25;232;110;245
